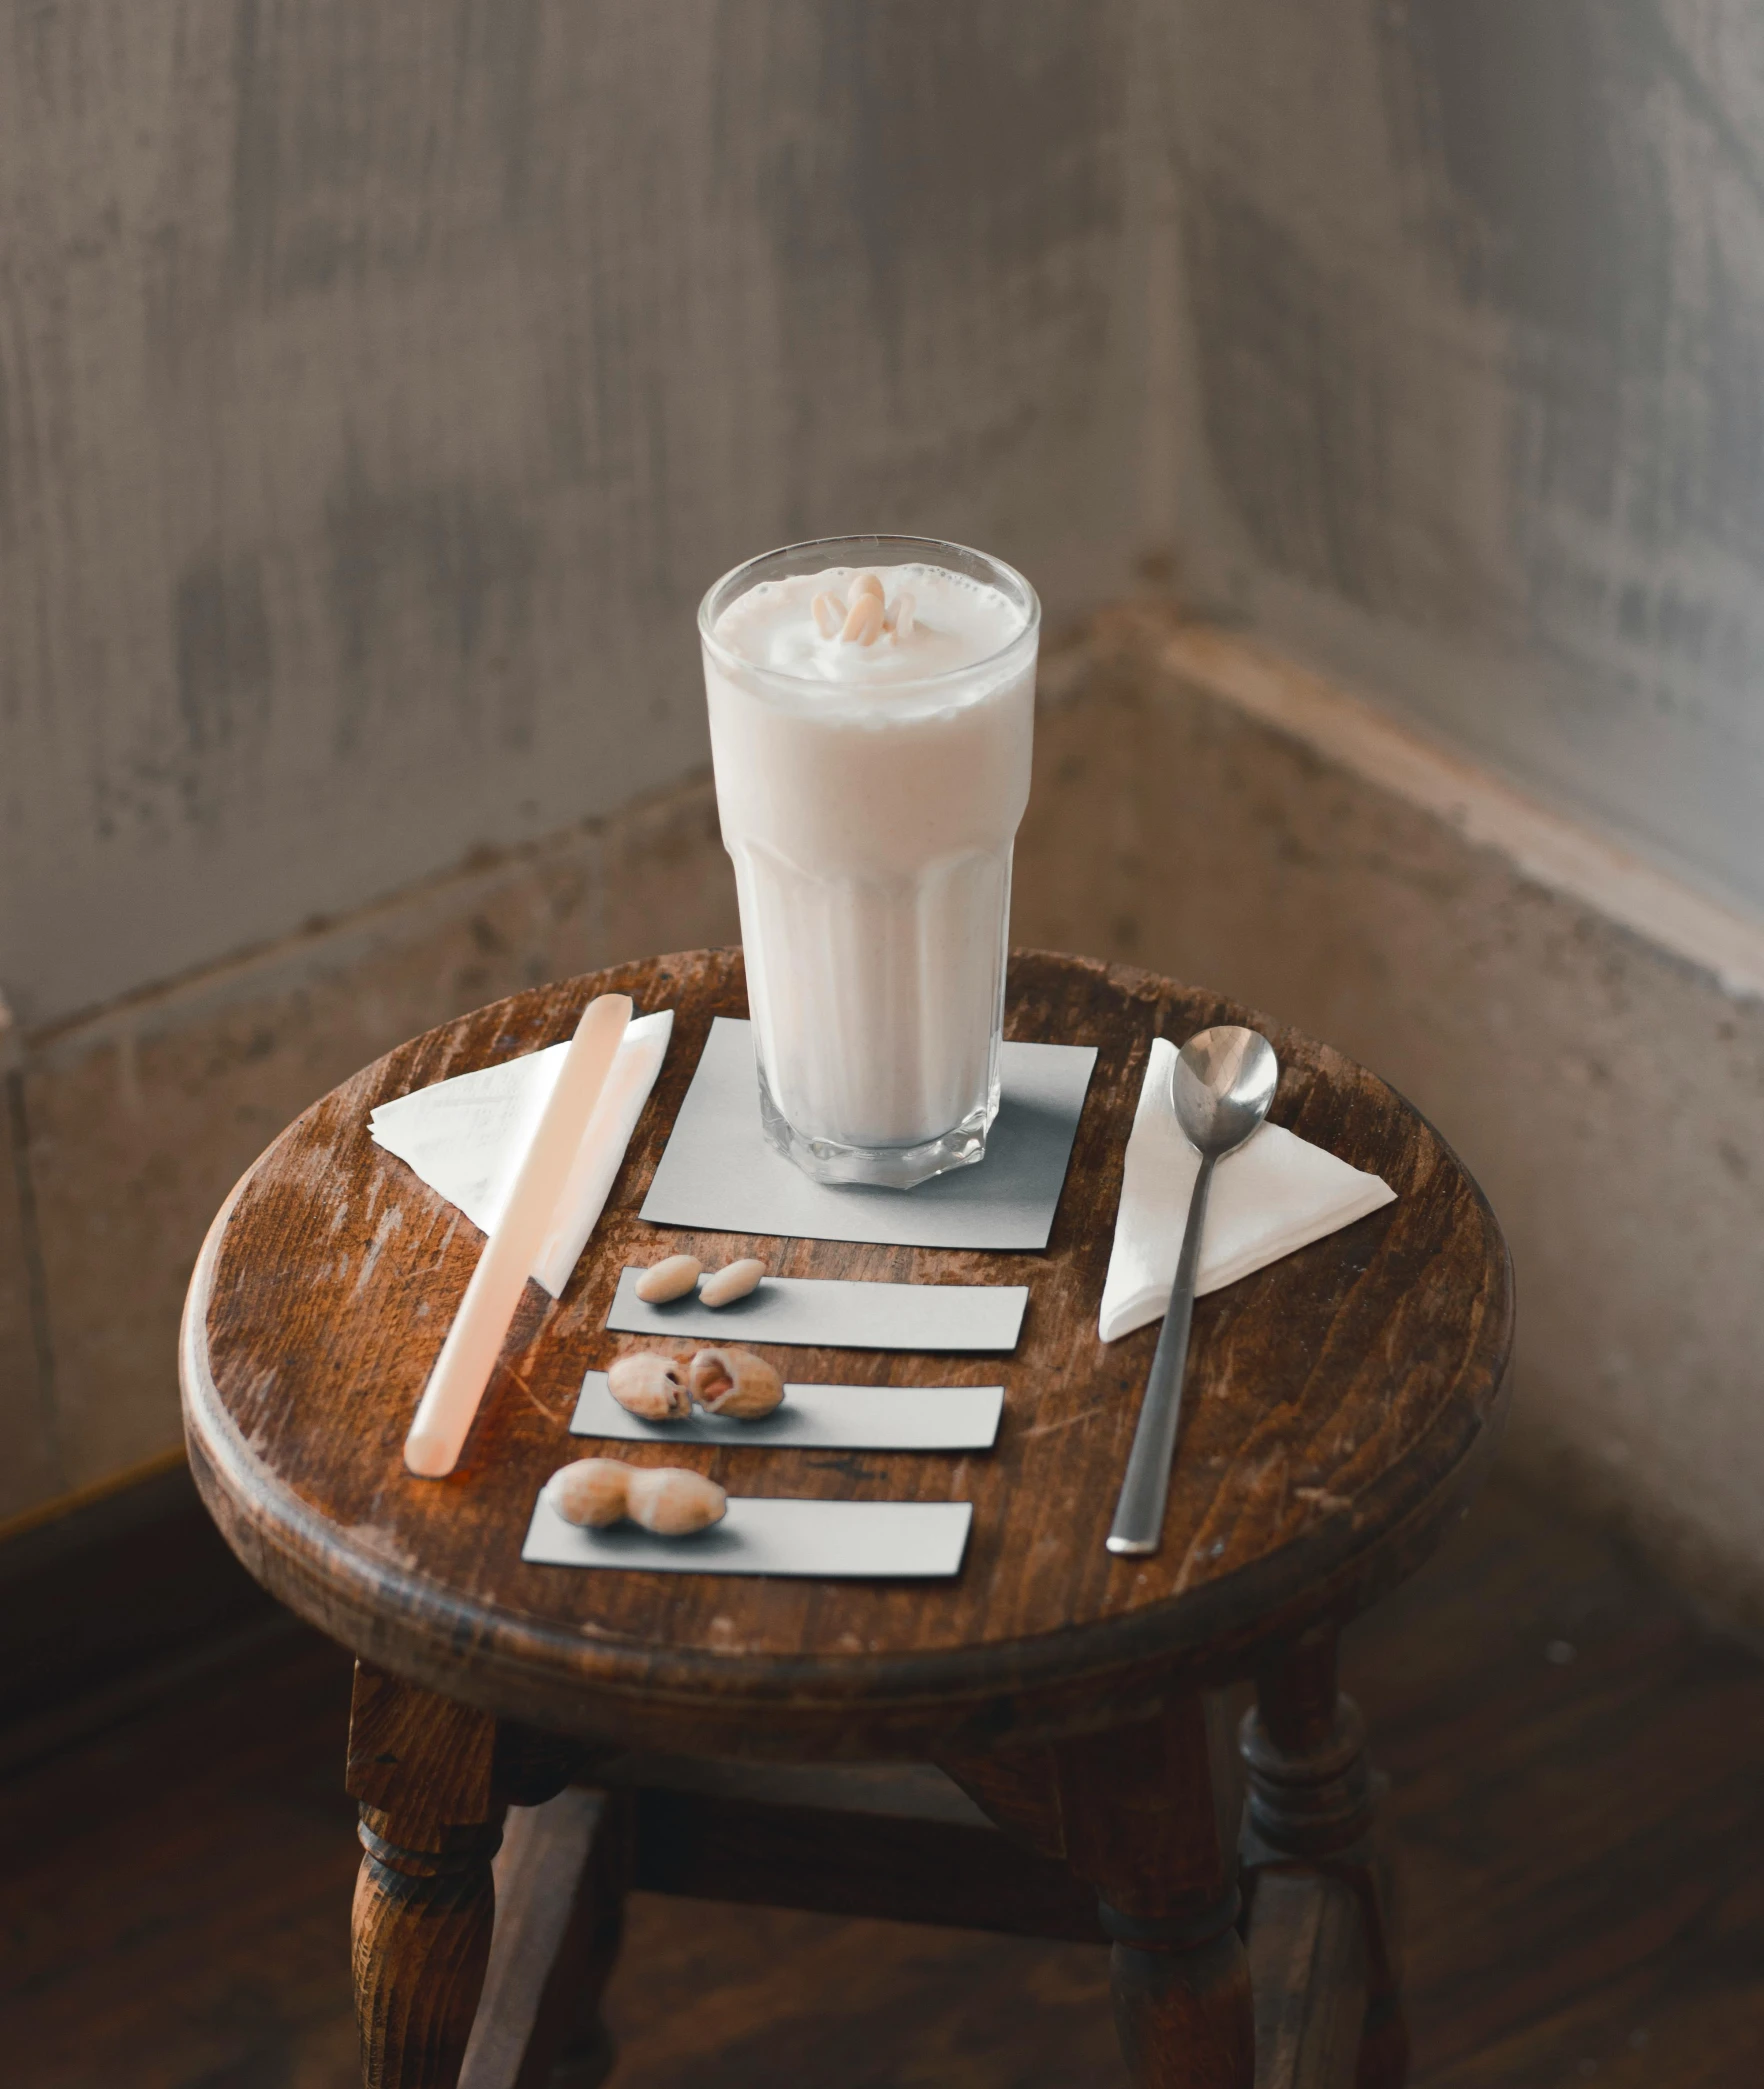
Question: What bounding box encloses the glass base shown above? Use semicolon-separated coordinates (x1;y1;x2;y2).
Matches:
758;1067;1000;1190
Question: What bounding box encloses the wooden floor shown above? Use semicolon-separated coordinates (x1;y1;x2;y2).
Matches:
4;1466;1763;2087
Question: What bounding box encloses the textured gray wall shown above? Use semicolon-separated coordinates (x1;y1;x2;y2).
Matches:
8;1;1763;1034
1160;0;1764;917
0;0;1152;1028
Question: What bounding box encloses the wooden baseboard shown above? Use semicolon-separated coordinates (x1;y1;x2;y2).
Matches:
0;1444;189;1551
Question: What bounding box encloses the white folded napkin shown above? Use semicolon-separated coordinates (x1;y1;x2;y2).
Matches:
1099;1037;1395;1342
369;1009;673;1297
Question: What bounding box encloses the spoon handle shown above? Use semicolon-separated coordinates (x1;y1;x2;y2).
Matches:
1106;1153;1217;1556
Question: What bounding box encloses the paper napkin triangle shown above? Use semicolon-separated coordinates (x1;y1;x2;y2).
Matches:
1099;1037;1396;1342
368;1009;673;1298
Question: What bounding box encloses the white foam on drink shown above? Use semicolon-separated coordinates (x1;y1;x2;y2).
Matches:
712;564;1024;687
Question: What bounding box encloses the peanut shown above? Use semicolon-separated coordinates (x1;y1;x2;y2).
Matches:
607;1350;691;1421
546;1458;631;1528
699;1257;765;1307
688;1346;785;1420
840;591;884;645
634;1253;702;1304
624;1465;727;1536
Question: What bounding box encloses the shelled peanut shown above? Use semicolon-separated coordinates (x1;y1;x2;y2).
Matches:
607;1345;783;1422
545;1457;726;1536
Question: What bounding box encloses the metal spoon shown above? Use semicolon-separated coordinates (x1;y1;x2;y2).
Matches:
1106;1025;1279;1557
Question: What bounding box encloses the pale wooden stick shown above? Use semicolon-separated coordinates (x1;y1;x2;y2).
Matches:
404;993;633;1476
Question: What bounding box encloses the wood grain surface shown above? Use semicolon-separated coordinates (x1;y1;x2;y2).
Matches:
181;949;1512;1757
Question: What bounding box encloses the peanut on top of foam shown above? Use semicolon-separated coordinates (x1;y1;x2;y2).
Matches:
712;563;1024;687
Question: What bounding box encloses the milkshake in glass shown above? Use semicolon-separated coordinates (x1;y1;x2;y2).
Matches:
699;535;1039;1188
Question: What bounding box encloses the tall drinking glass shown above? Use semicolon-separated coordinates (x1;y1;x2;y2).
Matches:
699;534;1040;1188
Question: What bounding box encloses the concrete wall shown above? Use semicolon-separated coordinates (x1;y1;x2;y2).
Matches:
1157;0;1764;918
0;0;1153;1031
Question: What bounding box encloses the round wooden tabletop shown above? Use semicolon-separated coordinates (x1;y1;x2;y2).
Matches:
182;950;1512;1758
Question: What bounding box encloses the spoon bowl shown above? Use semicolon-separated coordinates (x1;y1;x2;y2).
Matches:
1172;1025;1280;1158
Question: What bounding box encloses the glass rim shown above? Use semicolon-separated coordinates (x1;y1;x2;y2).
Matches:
697;533;1041;692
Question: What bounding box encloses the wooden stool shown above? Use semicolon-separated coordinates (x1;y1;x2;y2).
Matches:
180;951;1511;2089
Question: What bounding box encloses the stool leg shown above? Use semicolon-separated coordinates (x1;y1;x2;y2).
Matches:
472;1786;634;2089
354;1808;506;2088
1056;1695;1256;2089
346;1662;502;2089
485;1725;628;2086
540;1791;632;2088
1240;1629;1408;2089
